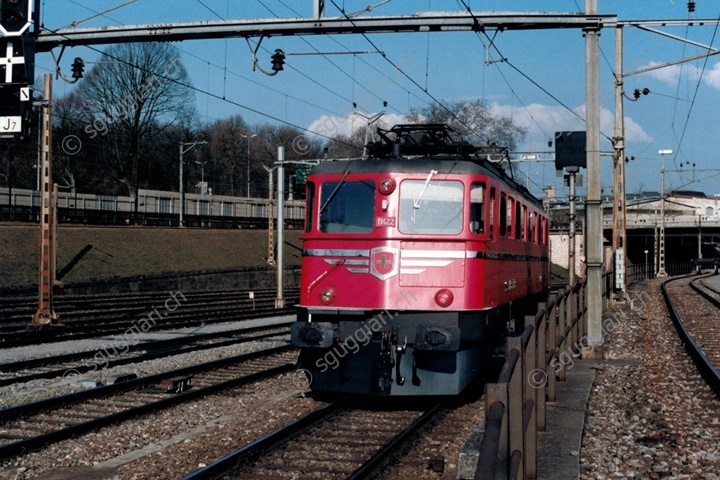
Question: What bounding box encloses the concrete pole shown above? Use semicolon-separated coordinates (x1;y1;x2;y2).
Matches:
275;147;285;308
657;168;668;277
698;215;702;259
179;144;185;227
612;25;627;300
568;169;577;287
584;0;604;347
263;164;277;266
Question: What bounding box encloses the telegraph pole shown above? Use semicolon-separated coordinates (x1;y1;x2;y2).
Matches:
32;74;58;326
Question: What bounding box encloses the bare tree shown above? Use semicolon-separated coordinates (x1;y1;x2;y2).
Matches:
76;42;195;204
406;99;526;150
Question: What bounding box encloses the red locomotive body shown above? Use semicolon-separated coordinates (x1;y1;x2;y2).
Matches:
291;125;549;396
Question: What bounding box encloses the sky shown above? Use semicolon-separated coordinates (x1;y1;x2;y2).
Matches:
33;0;720;199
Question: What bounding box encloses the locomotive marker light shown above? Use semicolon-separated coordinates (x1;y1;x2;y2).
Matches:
319;288;336;304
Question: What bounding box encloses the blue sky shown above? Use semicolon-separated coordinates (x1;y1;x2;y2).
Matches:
36;1;720;198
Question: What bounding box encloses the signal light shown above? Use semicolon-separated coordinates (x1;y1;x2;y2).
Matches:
633;88;650;99
71;58;85;80
0;0;31;36
271;49;285;72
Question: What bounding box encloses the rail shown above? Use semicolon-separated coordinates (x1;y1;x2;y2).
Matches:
665;276;720;396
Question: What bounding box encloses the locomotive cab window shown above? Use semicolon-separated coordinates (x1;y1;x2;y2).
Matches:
399;179;463;234
305;182;315;233
319;180;375;233
470;182;486;235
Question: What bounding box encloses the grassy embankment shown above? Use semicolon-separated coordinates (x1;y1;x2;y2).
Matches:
0;225;303;291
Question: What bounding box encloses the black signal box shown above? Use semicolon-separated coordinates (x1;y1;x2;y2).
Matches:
554;131;586;169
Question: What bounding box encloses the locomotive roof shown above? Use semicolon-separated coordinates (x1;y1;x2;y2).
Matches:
310;156;542;208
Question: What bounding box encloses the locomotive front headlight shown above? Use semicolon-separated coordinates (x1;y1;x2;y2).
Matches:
320;288;336;305
434;289;454;308
378;177;396;195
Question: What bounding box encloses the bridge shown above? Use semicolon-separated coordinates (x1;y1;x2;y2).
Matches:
550;191;720;278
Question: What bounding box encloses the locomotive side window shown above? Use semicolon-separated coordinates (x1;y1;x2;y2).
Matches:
489;187;496;240
514;201;522;240
470;183;485;235
528;212;536;244
540;217;548;245
506;196;514;237
319;180;375;233
399;180;463;234
305;182;315;233
500;194;507;236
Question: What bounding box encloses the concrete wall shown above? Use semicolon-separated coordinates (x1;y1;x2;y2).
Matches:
550;233;585;279
1;267;302;297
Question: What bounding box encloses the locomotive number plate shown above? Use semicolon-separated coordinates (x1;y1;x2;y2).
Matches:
375;217;396;227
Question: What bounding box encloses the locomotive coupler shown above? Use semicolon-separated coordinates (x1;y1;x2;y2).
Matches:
395;336;407;386
375;330;395;394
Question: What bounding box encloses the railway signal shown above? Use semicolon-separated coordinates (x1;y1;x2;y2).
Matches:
70;57;84;79
0;0;32;36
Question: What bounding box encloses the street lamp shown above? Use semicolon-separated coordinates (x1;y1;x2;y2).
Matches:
178;141;207;227
644;249;649;279
194;160;207;195
241;133;257;198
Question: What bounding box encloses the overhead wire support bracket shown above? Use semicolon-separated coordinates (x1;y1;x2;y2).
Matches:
484;30;507;65
246;35;281;76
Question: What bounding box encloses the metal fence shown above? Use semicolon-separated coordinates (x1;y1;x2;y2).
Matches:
473;277;604;479
473;262;708;479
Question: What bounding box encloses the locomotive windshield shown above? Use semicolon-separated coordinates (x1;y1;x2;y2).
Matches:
319;180;375;233
399;180;463;234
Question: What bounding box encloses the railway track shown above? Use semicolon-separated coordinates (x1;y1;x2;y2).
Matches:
0;345;299;461
183;400;444;480
0;288;299;347
0;323;291;389
661;273;720;396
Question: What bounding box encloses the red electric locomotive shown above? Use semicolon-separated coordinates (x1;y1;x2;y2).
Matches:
291;124;549;396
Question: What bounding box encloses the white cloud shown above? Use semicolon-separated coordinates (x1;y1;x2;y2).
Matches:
703;62;720;90
307;112;409;139
642;60;720;92
307;101;652;151
490;102;652;147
